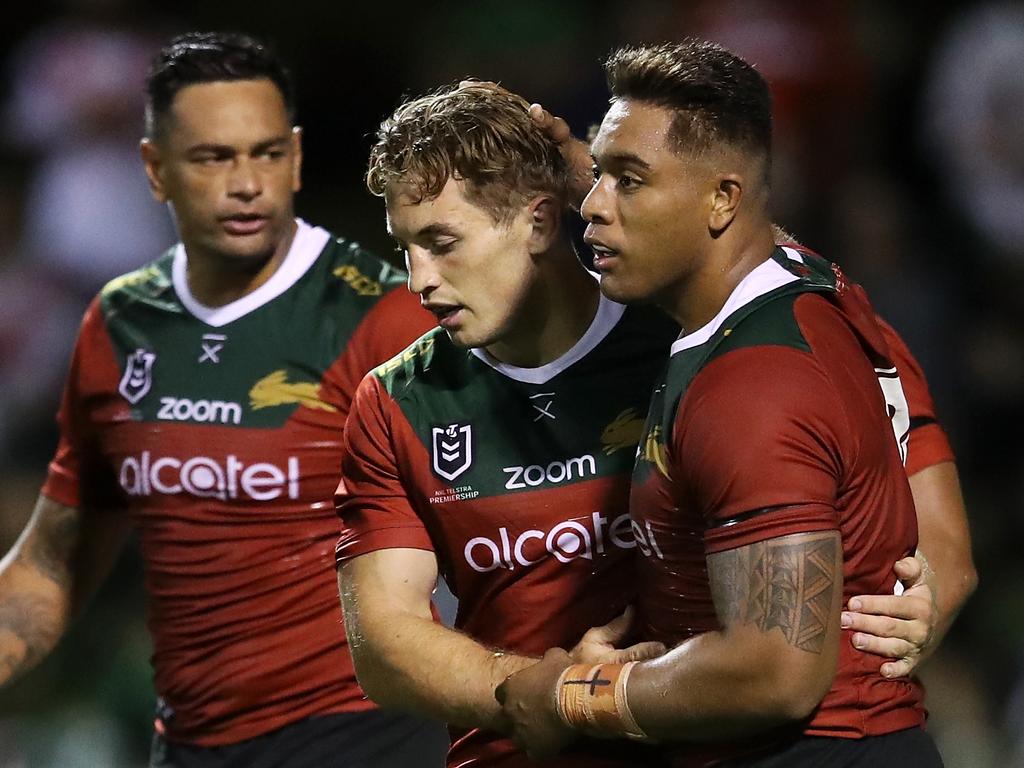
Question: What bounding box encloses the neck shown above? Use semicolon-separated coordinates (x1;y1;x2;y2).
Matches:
663;221;775;334
184;220;298;307
483;239;602;368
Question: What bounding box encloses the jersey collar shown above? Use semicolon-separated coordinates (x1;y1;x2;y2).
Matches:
670;246;805;356
172;218;331;328
470;292;627;385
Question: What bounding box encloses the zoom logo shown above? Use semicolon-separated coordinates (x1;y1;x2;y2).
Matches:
502;454;597;490
157;397;242;425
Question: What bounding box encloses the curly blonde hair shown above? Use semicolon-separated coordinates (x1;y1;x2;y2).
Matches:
367;81;567;223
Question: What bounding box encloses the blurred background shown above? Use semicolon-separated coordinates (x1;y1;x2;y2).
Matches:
0;0;1021;764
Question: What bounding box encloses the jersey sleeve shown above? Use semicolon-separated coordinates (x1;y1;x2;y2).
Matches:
324;286;436;420
41;297;122;511
335;374;434;565
875;316;955;476
674;345;845;555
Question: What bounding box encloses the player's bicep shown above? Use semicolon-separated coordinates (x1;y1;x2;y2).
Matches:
707;530;843;656
338;548;439;655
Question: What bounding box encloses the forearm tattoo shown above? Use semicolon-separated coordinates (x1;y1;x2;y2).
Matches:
709;533;839;653
0;504;80;683
0;594;62;681
25;505;80;585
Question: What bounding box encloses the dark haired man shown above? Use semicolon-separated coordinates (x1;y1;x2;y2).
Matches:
498;41;963;766
0;31;447;767
336;80;957;768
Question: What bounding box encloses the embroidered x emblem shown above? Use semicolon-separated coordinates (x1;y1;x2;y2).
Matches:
529;392;556;421
199;333;226;364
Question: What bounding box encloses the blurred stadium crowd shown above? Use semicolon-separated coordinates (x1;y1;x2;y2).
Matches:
0;0;1021;765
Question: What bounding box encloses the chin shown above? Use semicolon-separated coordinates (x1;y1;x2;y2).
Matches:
597;273;642;304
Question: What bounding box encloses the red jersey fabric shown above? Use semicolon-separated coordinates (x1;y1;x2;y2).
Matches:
337;302;678;767
41;221;435;746
630;250;927;765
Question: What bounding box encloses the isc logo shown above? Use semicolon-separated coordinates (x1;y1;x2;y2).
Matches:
157;397;242;425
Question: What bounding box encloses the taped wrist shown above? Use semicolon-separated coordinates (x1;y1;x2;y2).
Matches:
554;662;648;740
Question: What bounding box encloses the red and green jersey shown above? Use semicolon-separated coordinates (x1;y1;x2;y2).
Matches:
336;295;678;768
631;248;926;766
42;220;436;746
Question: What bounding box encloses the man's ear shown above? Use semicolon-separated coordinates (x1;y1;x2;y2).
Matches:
291;125;303;193
708;174;743;235
140;138;168;203
526;194;563;254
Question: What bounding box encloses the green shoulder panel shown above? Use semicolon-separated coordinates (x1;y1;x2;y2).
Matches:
371;327;449;396
93;233;412;431
368;305;674;500
322;236;408;298
634;249;839;484
99;249;178;316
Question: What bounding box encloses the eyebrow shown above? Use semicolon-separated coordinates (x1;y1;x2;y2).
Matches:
413;223;459;240
592;150;652;171
185;135;291;155
387;222;459;248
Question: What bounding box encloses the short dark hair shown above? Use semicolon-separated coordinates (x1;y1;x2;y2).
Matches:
145;31;295;139
367;82;567;224
604;40;772;167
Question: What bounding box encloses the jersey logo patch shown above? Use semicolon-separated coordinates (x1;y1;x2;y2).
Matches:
432;423;473;481
249;370;338;412
119;348;156;404
529;391;557;421
601;408;645;455
333;264;383;296
199;333;226;363
639;425;671;479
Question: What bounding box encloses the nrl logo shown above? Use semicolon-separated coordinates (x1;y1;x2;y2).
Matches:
432;423;473;482
119;348;156;405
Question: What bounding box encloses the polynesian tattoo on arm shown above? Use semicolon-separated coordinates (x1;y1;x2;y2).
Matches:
0;502;81;683
708;531;840;654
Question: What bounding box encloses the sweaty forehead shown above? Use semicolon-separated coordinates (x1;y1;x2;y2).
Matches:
592;99;676;161
166;80;291;145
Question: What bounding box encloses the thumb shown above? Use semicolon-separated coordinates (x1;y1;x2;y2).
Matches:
530;103;571;142
592;606;635;644
894;556;922;585
615;641;667;663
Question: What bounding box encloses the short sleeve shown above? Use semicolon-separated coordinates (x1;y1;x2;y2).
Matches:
324;286;436;420
41;298;121;510
875;317;955;476
674;345;845;555
335;374;434;565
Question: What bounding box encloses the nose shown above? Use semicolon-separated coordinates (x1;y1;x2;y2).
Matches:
581;175;612;225
227;157;262;201
405;246;441;298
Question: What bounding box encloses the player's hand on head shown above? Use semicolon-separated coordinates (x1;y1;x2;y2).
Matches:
570;606;667;665
842;553;937;678
528;103;593;210
495;648;576;759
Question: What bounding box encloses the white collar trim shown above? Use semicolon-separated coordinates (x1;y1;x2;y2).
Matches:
471;293;626;384
670;248;803;356
172;218;331;327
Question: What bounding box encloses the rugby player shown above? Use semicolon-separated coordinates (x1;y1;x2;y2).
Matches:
334;81;957;768
497;40;969;766
0;31;448;768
